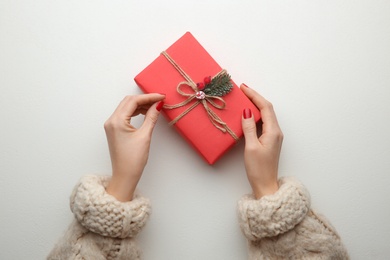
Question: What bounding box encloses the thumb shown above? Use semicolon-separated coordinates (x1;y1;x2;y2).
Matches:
242;108;258;145
141;101;164;135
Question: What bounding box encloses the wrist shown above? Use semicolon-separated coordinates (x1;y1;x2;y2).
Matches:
252;182;279;199
106;175;138;202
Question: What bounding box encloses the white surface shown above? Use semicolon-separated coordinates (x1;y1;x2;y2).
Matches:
1;0;389;259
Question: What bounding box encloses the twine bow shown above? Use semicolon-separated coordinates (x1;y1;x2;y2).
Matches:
161;51;238;141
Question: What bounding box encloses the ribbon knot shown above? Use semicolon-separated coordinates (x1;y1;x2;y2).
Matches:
161;51;238;141
195;91;205;99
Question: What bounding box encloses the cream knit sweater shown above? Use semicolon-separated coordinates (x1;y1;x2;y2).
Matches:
238;177;349;259
48;175;151;259
48;175;349;259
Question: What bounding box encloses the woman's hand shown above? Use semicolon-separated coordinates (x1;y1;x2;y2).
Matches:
240;85;283;199
104;94;165;201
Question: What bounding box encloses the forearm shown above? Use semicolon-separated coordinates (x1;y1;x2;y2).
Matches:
49;175;151;259
238;177;349;259
70;175;151;238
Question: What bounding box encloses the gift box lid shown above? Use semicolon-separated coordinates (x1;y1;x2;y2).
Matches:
135;32;261;164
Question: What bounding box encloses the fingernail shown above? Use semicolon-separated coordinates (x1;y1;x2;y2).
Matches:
158;93;166;96
243;108;252;119
242;83;249;88
156;101;164;111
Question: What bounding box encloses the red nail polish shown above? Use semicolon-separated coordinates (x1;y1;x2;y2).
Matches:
156;101;164;111
242;83;249;88
243;108;252;119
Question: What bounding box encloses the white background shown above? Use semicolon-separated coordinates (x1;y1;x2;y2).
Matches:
1;1;389;259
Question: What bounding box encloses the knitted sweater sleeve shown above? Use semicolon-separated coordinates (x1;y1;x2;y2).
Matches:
48;175;150;259
237;177;349;259
237;177;311;240
70;175;151;239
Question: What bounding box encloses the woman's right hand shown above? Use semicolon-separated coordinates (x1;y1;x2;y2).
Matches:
104;94;165;202
240;84;284;199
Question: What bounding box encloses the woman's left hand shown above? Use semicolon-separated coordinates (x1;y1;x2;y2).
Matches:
240;85;283;199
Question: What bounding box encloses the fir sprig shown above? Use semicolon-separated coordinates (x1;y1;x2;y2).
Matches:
203;73;233;97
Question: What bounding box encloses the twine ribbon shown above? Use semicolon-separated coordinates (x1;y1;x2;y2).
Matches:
161;51;238;141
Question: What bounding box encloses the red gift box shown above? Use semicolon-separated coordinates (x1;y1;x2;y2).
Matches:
135;32;261;164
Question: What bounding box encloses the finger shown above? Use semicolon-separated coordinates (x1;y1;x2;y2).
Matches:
140;101;164;136
132;108;149;117
241;108;259;146
240;84;280;134
116;94;166;118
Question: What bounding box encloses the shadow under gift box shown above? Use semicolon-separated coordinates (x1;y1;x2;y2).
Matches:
134;32;261;165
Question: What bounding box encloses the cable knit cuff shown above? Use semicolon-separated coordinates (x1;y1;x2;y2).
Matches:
238;177;311;241
70;175;151;239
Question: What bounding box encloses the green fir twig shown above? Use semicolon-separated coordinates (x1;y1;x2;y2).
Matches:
203;73;233;97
